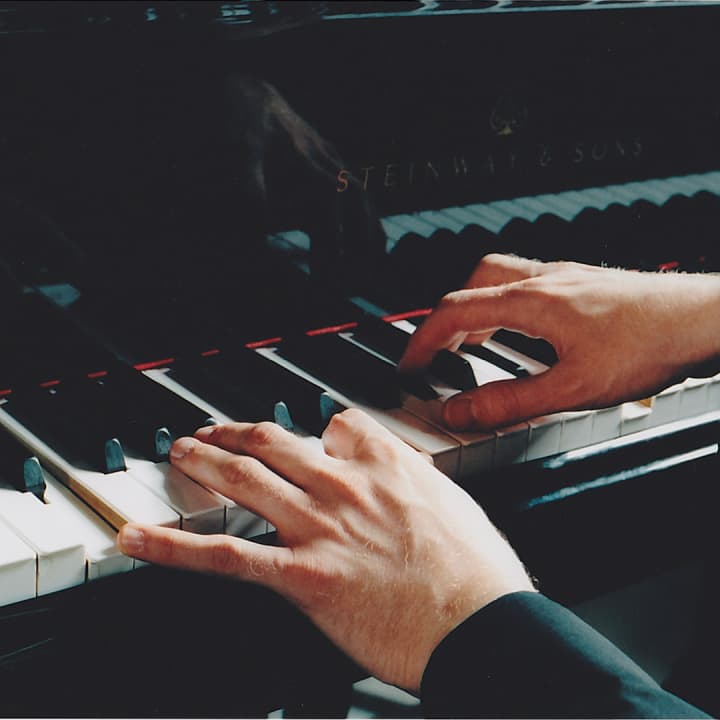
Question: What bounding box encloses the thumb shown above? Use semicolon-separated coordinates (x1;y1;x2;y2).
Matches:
442;369;573;431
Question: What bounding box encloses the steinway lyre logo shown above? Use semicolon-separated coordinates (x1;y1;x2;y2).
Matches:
489;94;528;136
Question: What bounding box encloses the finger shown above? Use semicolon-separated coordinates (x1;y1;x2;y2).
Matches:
322;407;410;462
169;435;311;530
441;367;577;430
398;283;551;373
118;523;290;594
193;422;337;491
464;253;542;289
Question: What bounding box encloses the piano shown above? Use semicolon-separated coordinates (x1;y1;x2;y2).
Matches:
0;0;719;715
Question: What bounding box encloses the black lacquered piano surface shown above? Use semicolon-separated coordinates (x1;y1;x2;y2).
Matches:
0;1;720;716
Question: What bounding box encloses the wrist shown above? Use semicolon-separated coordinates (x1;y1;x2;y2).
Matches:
673;273;720;375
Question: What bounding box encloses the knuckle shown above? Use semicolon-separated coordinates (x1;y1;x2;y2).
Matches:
481;252;511;268
199;423;229;446
223;455;262;487
439;289;466;308
210;537;240;575
327;407;363;432
245;421;282;450
358;433;398;461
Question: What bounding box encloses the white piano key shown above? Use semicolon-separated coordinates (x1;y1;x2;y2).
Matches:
558;411;595;453
41;469;134;580
0;486;86;595
590;405;624;443
439;205;491;228
402;395;495;478
707;373;720;410
494;422;530;466
380;217;403;242
701;170;720;194
0;519;36;607
646;382;684;428
677;376;710;418
124;457;227;534
670;174;705;195
390;214;437;238
535;193;578;220
392;319;568;470
464;203;512;232
420;209;466;234
512;195;553;216
620;400;653;435
490;199;536;221
563;190;597;212
482;338;549;376
0;404;180;530
144;368;268;537
526;415;563;461
635;183;666;205
385;320;513;475
255;347;461;478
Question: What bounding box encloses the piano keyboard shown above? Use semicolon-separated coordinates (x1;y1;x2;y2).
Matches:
273;169;720;268
0;158;720;605
0;284;718;609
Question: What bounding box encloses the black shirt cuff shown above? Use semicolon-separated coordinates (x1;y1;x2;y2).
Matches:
421;591;708;718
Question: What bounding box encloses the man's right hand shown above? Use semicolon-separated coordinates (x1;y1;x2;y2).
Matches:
399;254;720;431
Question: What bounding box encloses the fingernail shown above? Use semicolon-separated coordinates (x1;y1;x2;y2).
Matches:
119;526;145;555
170;436;197;461
443;396;475;429
194;425;214;440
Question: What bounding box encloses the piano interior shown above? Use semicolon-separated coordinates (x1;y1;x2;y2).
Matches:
0;0;719;716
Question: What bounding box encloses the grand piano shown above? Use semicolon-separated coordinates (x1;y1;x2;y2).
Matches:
0;1;719;716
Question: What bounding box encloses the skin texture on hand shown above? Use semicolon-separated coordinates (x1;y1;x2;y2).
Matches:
117;410;534;693
399;254;720;431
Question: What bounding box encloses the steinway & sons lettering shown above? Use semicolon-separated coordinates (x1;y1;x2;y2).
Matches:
337;137;643;193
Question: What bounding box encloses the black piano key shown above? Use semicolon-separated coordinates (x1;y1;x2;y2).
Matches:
171;348;332;435
4;385;123;474
355;315;473;385
352;317;410;364
460;344;530;378
491;329;558;367
353;316;473;392
277;333;405;409
22;457;48;502
428;351;476;391
0;424;46;500
43;381;129;473
100;367;215;460
332;320;435;399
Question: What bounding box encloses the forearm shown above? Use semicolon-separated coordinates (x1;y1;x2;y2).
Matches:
421;592;709;719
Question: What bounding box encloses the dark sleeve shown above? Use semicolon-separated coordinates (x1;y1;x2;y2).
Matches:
421;591;709;718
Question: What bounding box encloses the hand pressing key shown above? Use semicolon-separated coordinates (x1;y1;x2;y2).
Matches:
118;409;534;693
399;254;720;431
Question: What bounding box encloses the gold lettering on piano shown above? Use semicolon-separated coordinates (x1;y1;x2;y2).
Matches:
591;142;608;162
424;161;440;181
453;155;469;177
336;169;350;193
384;163;400;188
335;135;643;195
360;166;375;191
